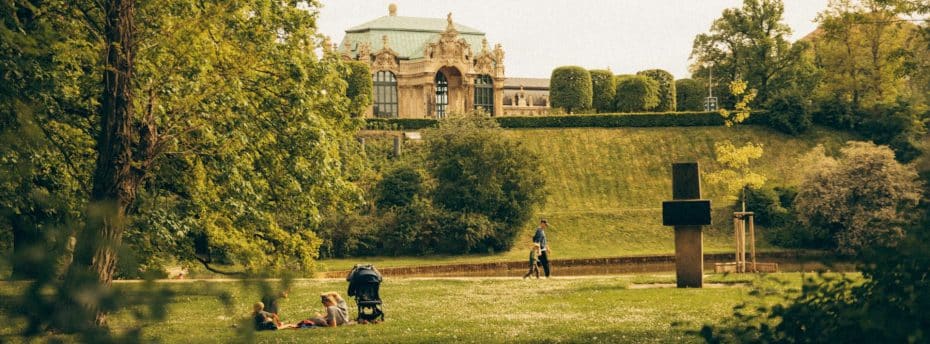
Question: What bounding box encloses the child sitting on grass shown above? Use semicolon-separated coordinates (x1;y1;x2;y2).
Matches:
252;301;283;331
523;243;542;279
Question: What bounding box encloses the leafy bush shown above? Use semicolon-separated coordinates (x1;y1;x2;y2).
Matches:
795;141;922;254
426;117;546;253
365;118;437;130
764;90;812;135
374;166;426;209
589;69;616;113
701;216;930;343
812;97;857;129
637;69;676;111
342;61;373;117
741;185;790;227
857;101;925;163
550;66;593;113
497;111;771;128
675;78;705;111
614;75;660;112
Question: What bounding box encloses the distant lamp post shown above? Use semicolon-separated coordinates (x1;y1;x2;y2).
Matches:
703;64;718;111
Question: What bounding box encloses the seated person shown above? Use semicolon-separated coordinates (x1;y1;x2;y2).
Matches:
301;294;348;328
325;291;348;315
252;301;282;331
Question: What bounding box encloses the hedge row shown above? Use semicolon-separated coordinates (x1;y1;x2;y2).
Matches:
365;112;769;130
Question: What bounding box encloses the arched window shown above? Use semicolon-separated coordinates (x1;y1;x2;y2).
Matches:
435;72;448;119
373;71;398;118
474;75;494;115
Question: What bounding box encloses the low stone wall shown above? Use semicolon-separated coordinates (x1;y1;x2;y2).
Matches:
320;251;831;278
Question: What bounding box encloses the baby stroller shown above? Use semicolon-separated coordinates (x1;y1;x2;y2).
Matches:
346;264;384;322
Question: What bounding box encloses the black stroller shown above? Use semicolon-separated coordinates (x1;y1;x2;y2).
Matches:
346;264;384;322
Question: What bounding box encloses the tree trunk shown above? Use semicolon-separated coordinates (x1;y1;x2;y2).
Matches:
63;0;136;328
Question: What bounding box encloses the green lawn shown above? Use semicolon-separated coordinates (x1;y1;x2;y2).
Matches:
318;126;852;272
0;273;834;343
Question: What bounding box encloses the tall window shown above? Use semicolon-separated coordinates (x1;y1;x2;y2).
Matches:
373;71;398;118
435;72;448;118
474;75;493;115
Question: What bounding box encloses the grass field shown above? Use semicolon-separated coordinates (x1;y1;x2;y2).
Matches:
0;273;835;343
318;126;852;272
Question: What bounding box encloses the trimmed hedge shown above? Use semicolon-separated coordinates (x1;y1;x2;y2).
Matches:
364;112;770;130
550;66;593;113
365;118;438;130
614;75;659;112
675;78;705;111
637;69;677;111
589;69;616;113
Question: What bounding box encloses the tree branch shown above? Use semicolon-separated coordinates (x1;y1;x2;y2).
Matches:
194;256;247;277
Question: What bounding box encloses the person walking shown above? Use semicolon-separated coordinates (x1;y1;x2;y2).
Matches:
522;243;541;279
533;219;552;278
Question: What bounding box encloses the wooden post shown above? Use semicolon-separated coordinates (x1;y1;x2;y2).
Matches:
662;163;711;288
749;214;756;272
393;136;401;157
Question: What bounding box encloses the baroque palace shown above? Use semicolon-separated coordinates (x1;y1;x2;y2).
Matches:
339;4;550;118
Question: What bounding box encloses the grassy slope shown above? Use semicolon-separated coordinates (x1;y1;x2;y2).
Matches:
318;126;851;271
0;274;827;343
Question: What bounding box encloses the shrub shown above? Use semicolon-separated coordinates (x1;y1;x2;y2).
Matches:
496;111;736;128
550;66;592;113
374;166;426;209
675;78;705;111
795;141;922;254
812;97;857;129
637;69;676;111
342;61;373;117
765;90;812;135
365;118;437;130
426;117;546;252
702;216;930;343
741;185;790;227
614;75;659;112
589;69;616;113
857;101;925;163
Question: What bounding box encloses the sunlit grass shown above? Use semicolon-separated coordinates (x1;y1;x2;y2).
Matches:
0;272;858;343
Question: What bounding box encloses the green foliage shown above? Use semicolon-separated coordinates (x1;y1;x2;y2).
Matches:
765;90;813;135
707;141;767;203
342;61;373;117
857;100;926;163
365;118;438;130
691;0;816;105
795;142;922;254
589;69;616;113
496;112;760;128
675;78;706;111
425;116;547;253
613;75;660;112
375;166;427;209
812;1;922;110
702;218;930;343
741;185;790;227
637;69;677;111
550;66;593;113
812;97;857;129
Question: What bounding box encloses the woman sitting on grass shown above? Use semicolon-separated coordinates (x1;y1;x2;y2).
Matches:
296;293;349;328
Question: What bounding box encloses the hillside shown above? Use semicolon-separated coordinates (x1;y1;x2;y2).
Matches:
319;125;853;271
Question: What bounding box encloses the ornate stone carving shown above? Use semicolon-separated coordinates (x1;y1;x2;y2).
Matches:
357;42;372;64
371;35;399;72
424;12;473;66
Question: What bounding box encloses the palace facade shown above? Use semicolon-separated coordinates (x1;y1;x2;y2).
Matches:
339;4;549;118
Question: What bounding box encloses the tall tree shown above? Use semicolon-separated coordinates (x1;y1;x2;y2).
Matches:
690;0;814;105
811;0;922;109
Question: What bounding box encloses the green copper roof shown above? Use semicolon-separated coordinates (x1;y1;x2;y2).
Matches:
340;15;487;60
